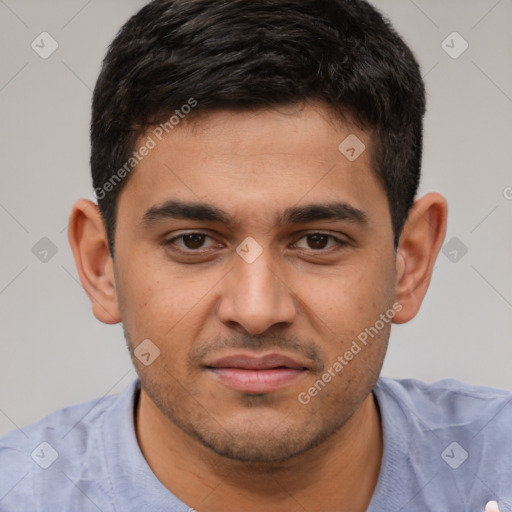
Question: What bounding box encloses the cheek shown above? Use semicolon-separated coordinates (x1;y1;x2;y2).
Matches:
296;255;395;337
115;255;220;350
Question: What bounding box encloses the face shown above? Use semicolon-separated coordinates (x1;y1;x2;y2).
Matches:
113;102;398;463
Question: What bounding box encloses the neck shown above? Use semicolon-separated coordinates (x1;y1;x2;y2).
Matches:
135;388;383;512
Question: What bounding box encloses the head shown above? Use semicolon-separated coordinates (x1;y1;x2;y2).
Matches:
69;0;446;463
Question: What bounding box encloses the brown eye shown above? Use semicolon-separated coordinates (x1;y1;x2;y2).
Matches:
182;233;206;249
164;231;226;259
306;234;329;249
293;232;347;252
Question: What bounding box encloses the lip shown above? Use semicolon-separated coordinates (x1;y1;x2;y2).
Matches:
205;353;308;394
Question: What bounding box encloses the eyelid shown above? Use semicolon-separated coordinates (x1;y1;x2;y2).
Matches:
291;232;349;250
165;231;219;252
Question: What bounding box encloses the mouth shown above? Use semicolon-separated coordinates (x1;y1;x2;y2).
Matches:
205;353;308;394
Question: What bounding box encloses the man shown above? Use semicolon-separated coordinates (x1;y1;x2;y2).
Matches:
0;0;509;510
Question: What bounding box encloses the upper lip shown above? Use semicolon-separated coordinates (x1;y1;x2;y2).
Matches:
205;353;307;370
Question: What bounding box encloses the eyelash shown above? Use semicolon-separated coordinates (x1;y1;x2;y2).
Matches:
164;231;349;254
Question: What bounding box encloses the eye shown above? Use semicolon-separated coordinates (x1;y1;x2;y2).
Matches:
293;233;346;251
166;232;217;252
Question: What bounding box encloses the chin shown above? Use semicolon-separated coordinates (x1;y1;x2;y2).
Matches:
198;430;316;463
185;412;347;465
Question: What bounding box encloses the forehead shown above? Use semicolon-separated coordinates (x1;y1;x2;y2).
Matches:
117;102;387;227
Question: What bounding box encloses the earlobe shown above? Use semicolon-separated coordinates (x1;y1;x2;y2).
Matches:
68;199;121;324
393;193;447;324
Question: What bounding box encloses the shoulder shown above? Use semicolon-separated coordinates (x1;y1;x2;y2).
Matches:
0;391;123;509
374;376;512;447
0;392;117;452
376;376;512;426
371;377;512;507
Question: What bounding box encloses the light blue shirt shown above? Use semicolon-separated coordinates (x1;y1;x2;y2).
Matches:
1;377;511;511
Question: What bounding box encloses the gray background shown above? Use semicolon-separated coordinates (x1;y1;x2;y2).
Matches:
0;0;511;436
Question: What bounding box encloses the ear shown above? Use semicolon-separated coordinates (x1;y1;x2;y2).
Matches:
393;192;447;324
68;199;121;324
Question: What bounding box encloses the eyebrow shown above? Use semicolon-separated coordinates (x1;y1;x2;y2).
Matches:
278;202;367;225
142;200;231;226
141;200;368;227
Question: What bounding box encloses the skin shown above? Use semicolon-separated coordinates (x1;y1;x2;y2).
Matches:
69;102;447;511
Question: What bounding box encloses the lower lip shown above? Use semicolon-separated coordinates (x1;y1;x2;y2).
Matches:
207;368;306;394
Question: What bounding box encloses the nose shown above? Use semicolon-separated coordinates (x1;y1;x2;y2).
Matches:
217;249;297;335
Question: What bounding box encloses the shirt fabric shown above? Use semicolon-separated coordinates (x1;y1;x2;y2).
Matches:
1;377;511;511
